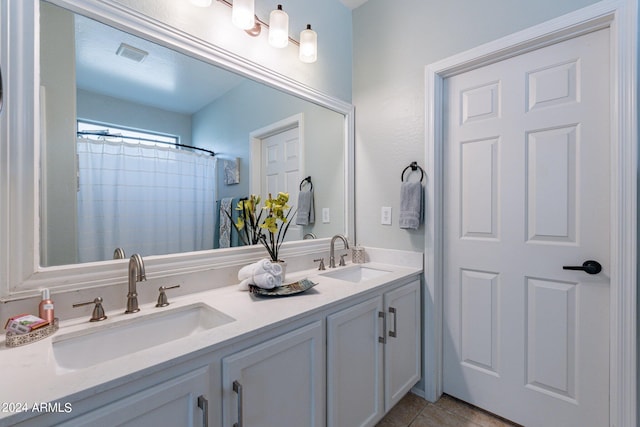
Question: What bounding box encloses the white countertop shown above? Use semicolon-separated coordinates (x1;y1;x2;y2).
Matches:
0;258;422;425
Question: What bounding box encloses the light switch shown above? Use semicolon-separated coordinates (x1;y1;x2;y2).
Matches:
322;208;330;223
381;206;392;225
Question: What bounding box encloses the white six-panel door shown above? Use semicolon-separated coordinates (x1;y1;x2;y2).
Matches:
261;126;302;240
443;28;610;427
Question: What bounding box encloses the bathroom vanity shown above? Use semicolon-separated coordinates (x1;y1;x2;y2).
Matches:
0;253;422;427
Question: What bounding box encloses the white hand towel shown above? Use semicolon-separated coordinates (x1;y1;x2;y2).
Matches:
237;259;283;290
399;181;423;229
252;272;281;289
296;189;315;225
238;259;270;280
264;260;282;276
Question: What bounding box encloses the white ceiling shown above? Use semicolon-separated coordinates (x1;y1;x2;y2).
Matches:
75;14;246;114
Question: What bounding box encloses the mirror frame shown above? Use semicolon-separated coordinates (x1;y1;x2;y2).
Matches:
0;0;355;301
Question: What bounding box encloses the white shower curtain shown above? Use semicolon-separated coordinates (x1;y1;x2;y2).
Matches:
76;138;217;263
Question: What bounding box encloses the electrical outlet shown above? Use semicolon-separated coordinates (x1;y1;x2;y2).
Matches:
322;208;330;223
381;206;392;225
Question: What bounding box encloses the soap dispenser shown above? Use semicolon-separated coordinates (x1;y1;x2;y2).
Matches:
39;288;55;323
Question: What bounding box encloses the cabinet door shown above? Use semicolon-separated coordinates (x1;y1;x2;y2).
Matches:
327;296;384;427
222;321;325;427
384;279;421;411
57;367;210;427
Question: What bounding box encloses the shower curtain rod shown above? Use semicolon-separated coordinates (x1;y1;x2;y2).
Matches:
77;131;216;156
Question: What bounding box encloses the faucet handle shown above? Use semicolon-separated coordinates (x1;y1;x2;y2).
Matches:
156;285;180;307
73;297;108;322
339;253;348;266
313;258;326;271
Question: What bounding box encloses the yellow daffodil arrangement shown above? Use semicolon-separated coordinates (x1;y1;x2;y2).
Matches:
231;192;295;262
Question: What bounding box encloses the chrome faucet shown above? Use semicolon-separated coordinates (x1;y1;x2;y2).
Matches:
329;234;349;268
113;247;126;259
125;253;146;314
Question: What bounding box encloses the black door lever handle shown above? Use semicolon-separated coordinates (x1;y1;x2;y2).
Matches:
563;260;602;275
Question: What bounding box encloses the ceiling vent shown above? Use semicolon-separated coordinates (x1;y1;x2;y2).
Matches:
116;43;148;63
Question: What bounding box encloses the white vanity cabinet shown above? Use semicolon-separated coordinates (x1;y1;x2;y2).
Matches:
57;366;211;427
0;269;422;427
221;321;325;427
327;278;421;427
383;279;421;410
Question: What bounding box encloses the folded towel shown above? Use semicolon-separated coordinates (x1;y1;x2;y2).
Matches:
238;259;283;290
399;181;423;229
296;189;315;225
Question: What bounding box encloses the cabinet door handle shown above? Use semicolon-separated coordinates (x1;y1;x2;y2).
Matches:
378;311;386;344
389;307;397;338
233;380;243;427
197;395;209;427
0;65;3;114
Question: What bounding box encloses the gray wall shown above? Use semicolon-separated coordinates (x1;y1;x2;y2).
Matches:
352;0;601;252
192;79;346;239
351;0;607;398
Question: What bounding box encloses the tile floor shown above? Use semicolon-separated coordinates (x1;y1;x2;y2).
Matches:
376;392;522;427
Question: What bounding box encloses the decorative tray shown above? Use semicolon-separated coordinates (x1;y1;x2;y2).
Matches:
5;318;59;348
249;279;318;297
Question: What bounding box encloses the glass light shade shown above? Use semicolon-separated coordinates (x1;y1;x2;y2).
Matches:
299;25;317;63
231;0;255;30
190;0;212;7
268;5;289;48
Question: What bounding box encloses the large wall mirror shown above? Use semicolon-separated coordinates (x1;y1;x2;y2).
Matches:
40;1;348;267
0;0;353;299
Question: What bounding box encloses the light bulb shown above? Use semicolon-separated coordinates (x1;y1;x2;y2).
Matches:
269;5;289;48
232;0;255;30
190;0;212;7
299;25;317;63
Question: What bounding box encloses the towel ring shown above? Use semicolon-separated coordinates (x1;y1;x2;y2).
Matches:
299;176;313;191
401;162;425;182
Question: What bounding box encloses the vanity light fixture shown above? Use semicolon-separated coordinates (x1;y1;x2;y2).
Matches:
299;25;317;63
231;0;255;30
268;5;289;48
207;0;318;63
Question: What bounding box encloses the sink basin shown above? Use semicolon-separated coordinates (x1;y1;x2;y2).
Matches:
52;303;234;371
320;265;391;283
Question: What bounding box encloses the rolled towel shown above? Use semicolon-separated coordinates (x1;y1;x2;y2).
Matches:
238;259;273;280
399;181;424;229
252;272;282;289
296;189;315;225
264;261;282;276
237;259;283;290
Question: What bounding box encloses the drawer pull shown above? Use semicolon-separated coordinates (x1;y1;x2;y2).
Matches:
378;311;386;344
233;380;243;427
197;395;208;427
389;307;397;338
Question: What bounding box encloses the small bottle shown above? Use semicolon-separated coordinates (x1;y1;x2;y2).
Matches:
39;288;55;323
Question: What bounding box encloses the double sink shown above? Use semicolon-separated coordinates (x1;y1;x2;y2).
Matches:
52;264;392;372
